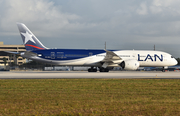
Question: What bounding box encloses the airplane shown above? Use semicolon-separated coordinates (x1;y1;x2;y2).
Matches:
15;23;177;72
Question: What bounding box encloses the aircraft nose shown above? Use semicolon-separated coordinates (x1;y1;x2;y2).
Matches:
173;58;178;65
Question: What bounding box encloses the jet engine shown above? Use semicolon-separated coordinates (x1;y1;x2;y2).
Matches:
119;59;140;70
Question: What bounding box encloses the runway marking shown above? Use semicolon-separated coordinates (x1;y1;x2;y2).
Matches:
0;71;180;79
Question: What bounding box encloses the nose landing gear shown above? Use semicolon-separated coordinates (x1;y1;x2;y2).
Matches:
162;66;168;72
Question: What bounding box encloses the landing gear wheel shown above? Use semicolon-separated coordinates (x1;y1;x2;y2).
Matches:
105;68;109;72
99;68;109;72
88;67;97;72
99;68;104;72
162;66;167;72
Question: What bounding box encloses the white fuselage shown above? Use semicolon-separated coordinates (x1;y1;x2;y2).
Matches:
24;50;177;67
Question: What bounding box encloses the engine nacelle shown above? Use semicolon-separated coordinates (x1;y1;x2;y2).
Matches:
119;59;140;70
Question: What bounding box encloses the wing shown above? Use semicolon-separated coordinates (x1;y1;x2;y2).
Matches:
101;50;122;68
103;50;121;61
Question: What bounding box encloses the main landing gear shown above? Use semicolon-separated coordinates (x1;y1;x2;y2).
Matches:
88;67;109;72
99;67;109;72
88;67;97;72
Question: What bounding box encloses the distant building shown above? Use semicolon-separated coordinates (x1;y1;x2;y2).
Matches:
0;42;26;66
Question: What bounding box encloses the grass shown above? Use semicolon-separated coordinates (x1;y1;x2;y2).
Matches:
0;79;180;115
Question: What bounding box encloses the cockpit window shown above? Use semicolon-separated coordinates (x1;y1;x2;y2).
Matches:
171;56;174;58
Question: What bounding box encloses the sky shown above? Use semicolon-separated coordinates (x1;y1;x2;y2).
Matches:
0;0;180;57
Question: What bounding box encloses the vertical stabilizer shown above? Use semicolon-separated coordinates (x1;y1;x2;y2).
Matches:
17;23;48;51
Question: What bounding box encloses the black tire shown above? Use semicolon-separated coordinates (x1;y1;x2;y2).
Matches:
99;68;109;72
105;68;109;72
88;68;97;72
88;68;91;72
99;68;104;72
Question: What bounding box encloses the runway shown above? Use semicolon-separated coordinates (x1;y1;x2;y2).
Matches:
0;71;180;79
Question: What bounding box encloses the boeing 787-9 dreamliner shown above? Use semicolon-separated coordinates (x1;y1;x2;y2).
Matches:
15;23;177;72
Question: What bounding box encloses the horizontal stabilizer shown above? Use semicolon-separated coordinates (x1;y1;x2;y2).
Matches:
4;51;20;55
20;51;37;57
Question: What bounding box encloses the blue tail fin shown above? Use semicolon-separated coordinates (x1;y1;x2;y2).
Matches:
17;23;48;51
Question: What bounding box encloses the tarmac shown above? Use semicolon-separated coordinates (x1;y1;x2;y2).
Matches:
0;71;180;79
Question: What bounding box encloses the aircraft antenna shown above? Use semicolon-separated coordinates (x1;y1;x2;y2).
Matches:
105;42;106;50
154;45;155;51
